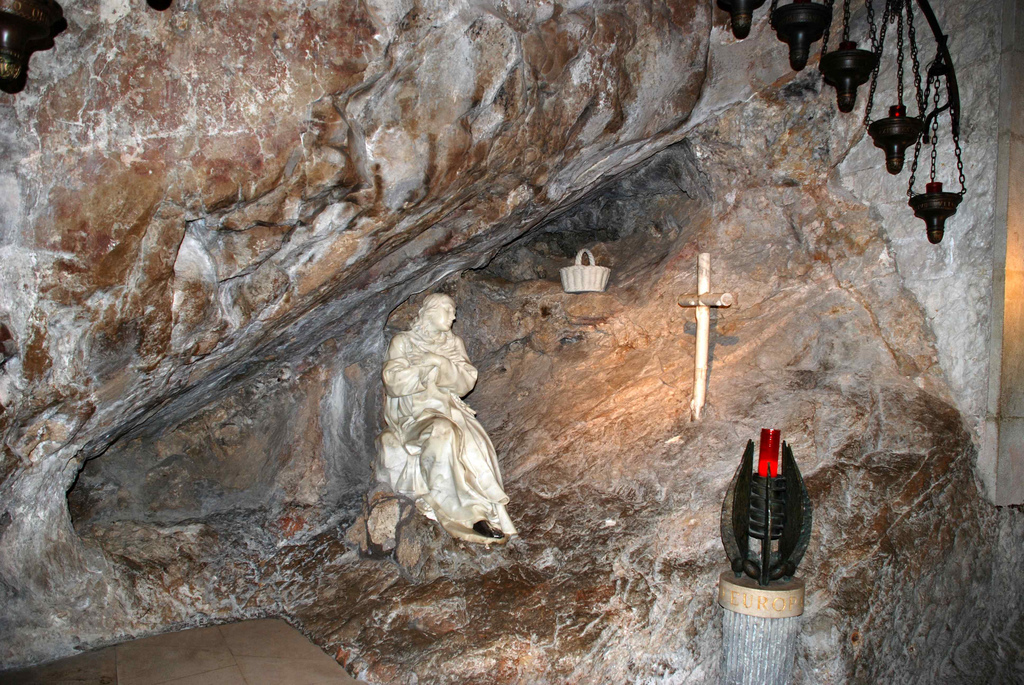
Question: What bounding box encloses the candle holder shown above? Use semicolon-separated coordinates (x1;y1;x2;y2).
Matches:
719;432;813;684
868;105;925;175
904;51;967;244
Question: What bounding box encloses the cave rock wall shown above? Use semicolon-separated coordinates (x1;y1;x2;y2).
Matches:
0;0;1019;681
0;0;713;667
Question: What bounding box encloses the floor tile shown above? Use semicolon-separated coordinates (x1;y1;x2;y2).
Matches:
2;646;117;684
115;625;235;685
218;619;328;661
4;619;369;685
234;655;361;685
155;665;247;685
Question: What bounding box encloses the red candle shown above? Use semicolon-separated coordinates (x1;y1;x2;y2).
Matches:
889;104;906;118
758;428;781;477
926;181;943;194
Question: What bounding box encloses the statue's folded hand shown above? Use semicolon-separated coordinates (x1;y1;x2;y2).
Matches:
422;351;452;369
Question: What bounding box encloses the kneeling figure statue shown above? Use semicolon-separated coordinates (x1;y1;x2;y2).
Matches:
375;294;517;543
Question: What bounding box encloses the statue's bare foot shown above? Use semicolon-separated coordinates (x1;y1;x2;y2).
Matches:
473;520;504;538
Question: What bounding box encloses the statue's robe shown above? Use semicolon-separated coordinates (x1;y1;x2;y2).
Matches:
376;328;517;539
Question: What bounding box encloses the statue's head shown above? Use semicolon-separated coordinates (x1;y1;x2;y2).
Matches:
412;293;456;334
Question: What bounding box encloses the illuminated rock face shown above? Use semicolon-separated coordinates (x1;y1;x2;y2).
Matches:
0;0;1020;682
0;0;712;669
331;106;1023;683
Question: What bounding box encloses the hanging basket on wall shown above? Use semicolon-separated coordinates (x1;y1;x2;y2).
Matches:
560;249;611;293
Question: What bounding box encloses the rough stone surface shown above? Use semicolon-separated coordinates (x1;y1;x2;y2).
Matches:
337;98;1021;680
0;0;714;667
324;94;1021;682
0;0;1021;683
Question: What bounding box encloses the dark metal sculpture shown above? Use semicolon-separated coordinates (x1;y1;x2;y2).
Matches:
0;0;63;93
722;439;812;585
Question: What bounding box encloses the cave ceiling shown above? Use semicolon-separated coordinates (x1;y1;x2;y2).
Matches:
0;0;712;472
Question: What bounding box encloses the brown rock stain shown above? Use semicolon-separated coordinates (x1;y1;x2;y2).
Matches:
21;324;51;383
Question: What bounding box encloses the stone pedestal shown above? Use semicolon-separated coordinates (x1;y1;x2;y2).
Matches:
719;571;805;685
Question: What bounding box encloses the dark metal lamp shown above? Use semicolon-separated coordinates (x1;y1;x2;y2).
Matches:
909;182;962;244
718;0;768;39
0;0;62;93
868;104;925;174
819;41;877;112
771;0;833;71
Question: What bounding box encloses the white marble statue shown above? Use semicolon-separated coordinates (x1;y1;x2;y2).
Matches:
375;294;517;543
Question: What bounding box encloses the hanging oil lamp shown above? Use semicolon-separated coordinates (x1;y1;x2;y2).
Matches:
0;0;63;93
818;0;878;112
863;0;926;174
820;42;877;112
757;0;965;244
906;56;966;244
909;182;961;244
770;0;833;71
719;0;768;39
869;104;924;173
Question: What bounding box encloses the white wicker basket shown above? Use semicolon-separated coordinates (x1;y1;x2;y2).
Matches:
560;248;611;293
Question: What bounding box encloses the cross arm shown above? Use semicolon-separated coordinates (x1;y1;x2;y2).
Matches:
679;292;735;308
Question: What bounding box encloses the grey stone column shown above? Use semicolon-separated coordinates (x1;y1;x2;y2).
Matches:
718;571;805;685
721;610;801;685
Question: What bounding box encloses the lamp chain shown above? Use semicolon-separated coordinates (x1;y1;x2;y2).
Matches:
908;69;939;198
929;85;940;182
895;3;905;108
866;0;877;52
908;49;968;198
906;0;924;114
908;136;923;198
821;0;837;56
955;132;966;196
951;66;966;196
864;0;893;125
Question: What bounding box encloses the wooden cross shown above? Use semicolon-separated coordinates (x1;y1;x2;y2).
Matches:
678;253;734;421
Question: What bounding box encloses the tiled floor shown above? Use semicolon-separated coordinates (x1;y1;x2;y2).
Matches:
3;619;366;685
